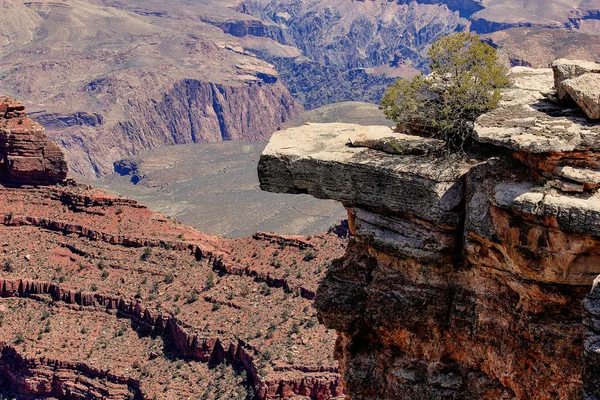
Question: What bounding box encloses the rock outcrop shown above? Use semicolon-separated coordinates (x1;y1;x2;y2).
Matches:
259;64;600;398
551;59;600;120
0;96;67;185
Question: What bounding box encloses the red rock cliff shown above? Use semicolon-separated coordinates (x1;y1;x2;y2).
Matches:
0;96;67;185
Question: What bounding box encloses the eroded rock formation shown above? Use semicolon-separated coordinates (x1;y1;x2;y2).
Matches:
259;64;600;398
0;97;67;185
0;182;348;399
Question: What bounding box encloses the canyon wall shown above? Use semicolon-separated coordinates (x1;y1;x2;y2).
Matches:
49;77;300;177
259;65;600;398
0;0;301;178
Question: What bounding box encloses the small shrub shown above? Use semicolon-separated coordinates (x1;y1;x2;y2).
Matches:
289;322;300;335
140;247;152;261
303;250;316;262
164;273;175;284
3;259;14;273
14;334;24;344
205;272;215;290
186;291;199;304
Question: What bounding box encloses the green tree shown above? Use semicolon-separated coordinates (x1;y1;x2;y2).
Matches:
380;32;508;152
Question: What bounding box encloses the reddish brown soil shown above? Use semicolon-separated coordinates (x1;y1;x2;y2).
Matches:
0;183;347;399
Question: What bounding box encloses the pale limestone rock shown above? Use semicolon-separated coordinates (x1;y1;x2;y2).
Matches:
562;73;600;120
258;123;469;228
474;67;600;153
350;134;444;155
552;59;600;100
557;166;600;187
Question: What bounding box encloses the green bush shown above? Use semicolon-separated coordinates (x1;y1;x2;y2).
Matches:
380;32;508;153
140;247;152;261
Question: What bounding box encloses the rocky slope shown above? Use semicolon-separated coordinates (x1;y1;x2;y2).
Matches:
485;27;600;68
258;64;600;398
0;99;348;399
231;0;467;108
227;0;600;110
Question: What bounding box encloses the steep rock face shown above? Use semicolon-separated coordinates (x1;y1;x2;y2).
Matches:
0;96;68;185
50;77;300;177
258;66;600;399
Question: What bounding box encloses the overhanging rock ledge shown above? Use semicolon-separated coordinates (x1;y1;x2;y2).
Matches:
258;65;600;399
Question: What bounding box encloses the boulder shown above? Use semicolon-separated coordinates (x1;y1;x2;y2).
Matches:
551;59;600;100
562;73;600;120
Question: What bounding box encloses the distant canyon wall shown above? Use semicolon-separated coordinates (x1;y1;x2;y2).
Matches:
47;78;300;177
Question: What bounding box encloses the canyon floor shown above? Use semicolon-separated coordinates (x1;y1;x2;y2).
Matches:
89;101;388;238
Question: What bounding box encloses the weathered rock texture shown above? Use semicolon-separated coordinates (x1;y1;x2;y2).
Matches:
259;65;600;399
0;96;67;185
551;59;600;120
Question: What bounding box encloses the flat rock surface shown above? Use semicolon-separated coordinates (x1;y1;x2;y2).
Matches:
259;123;471;227
474;66;600;153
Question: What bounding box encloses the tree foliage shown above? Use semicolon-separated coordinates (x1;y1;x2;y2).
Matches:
380;32;509;152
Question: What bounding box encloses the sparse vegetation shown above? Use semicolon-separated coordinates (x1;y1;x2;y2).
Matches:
186;290;199;304
380;32;508;153
3;259;14;273
205;272;215;290
140;247;152;261
289;322;300;335
303;250;316;262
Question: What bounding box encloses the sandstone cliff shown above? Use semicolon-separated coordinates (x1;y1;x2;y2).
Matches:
259;64;600;398
0;96;67;185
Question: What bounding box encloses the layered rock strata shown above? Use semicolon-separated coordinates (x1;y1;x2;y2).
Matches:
259;65;600;398
0;183;347;399
0;97;67;185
